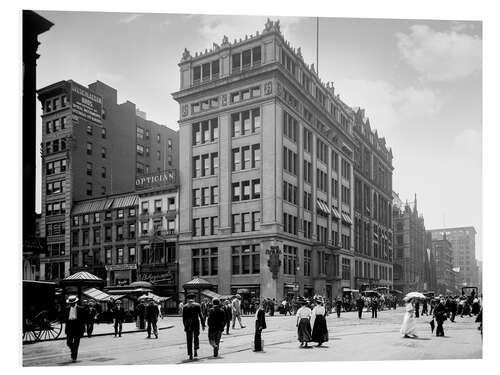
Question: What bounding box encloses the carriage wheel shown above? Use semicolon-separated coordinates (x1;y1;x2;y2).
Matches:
23;329;40;343
36;319;62;341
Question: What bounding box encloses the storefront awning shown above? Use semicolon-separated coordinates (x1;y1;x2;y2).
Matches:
82;287;113;302
331;206;341;219
341;212;352;225
316;199;331;215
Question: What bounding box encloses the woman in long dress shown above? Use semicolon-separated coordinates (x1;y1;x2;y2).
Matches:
311;298;329;346
296;300;312;347
400;298;418;338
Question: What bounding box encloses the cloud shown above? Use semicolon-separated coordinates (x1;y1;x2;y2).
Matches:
454;128;482;155
335;78;441;135
396;24;482;82
119;13;143;24
194;15;303;49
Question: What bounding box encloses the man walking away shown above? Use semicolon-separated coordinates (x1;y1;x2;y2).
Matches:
414;300;420;318
371;297;379;318
356;296;364;319
182;294;206;360
335;297;342;318
135;299;146;330
207;299;226;357
86;301;98;337
112;300;125;337
145;299;159;339
231;295;245;329
223;299;232;334
64;295;86;362
434;298;448;337
421;298;428;316
270;298;276;316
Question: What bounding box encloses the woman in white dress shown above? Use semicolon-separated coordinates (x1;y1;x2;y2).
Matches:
296;300;313;347
400;298;418;338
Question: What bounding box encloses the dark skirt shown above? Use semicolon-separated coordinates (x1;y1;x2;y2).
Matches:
297;318;312;343
311;315;329;343
254;321;263;351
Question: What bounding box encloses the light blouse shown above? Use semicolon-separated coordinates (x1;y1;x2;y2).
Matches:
296;306;312;319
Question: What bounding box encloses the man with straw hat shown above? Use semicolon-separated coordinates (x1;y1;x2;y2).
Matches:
63;295;86;362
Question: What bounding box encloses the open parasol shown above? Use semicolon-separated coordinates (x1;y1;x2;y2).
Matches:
403;292;426;301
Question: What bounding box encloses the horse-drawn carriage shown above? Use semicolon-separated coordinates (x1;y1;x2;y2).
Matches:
23;280;63;343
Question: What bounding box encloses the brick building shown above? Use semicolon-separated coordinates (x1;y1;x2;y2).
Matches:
429;232;455;294
352;109;394;291
173;19;358;303
37;80;179;281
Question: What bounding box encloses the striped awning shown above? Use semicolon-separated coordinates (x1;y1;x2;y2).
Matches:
316;199;331;215
341;212;352;225
64;271;103;281
104;198;114;210
72;198;107;215
331;206;341;219
112;195;138;209
83;287;113;302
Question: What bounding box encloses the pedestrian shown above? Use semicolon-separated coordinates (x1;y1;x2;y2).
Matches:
178;301;184;315
421;298;428;316
63;295;86;362
231;295;245;329
85;301;98;338
207;299;226;357
182;293;206;361
135;298;146;330
371;297;379;319
356;296;364;319
447;296;457;322
254;300;267;352
145;299;159;339
414;300;420;318
112;300;125;337
472;297;480;315
335;297;342;318
400;297;418;338
311;297;328;347
296;298;313;348
434;298;448;337
269;298;276;316
223;299;232;334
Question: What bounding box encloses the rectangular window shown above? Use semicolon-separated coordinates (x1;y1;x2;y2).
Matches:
232;214;241;233
86;182;92;196
192;188;201;207
252;144;261;169
154;199;162;213
232;182;240;202
242;180;250;200
141;201;149;214
232;148;240;171
86;142;92;155
211;186;219;205
116;225;124;241
102;147;106;159
128;223;136;239
252;179;261;199
242;146;251;170
129;247;136;263
211;152;218;175
252;211;261;231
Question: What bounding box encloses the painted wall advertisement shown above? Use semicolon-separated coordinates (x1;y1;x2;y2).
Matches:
70;82;103;124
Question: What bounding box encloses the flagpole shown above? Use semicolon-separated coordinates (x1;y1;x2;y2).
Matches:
316;17;319;74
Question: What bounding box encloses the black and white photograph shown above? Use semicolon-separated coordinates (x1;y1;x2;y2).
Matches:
12;0;498;371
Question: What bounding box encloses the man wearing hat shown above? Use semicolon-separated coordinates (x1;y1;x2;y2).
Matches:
182;293;206;360
207;299;226;357
85;301;98;338
145;299;159;339
231;294;245;329
64;295;86;362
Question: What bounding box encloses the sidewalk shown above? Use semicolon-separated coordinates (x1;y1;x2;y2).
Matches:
36;319;174;343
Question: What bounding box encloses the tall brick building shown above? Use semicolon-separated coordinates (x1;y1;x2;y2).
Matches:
173;19;364;302
352;109;394;291
37;80;178;281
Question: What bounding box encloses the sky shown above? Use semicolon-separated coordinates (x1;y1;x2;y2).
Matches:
34;11;483;259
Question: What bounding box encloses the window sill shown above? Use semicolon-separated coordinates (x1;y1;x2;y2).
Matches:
231;167;260;174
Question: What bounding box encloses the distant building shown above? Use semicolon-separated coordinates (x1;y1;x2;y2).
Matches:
429;232;455;294
429;227;478;290
392;195;426;294
352;109;394;291
37;80;179;281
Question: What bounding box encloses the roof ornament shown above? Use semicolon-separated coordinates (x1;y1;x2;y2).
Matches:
274;19;281;33
297;47;303;59
221;35;230;47
181;48;192;62
213;42;220;51
311;63;316;74
264;18;273;32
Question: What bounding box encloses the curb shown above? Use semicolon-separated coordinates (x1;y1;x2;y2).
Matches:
23;324;174;345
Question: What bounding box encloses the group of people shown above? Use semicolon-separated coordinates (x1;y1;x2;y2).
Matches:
400;293;483;339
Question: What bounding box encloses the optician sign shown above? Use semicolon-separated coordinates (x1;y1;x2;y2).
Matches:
135;169;177;191
70;82;103;125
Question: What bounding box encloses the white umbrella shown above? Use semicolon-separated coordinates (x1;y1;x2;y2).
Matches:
404;292;426;301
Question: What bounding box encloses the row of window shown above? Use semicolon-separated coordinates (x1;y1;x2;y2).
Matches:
192;118;218;145
46;201;66;216
44;95;68;113
193;59;220;84
283;146;298;175
47;242;65;256
73;208;137;226
316;169;328;192
230;86;261;104
192;97;219;114
46;180;64;196
140;197;176;214
85;123;106;139
232;245;260;275
232;144;261;171
192;152;219;178
192;186;218;207
192;217;218;237
231;179;261;201
232;46;262;71
283;213;298;235
45;117;67;134
232;211;261;233
46;159;67;175
231;108;261;137
44;138;67;155
86;142;106;158
46;222;65;237
73;224;138;246
86;162;106;178
192;247;218;276
283;111;298;142
283;181;298;205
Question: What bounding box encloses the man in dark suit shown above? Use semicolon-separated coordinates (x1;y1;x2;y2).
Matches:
207;299;226;357
335;297;342;318
112;300;125;337
85;301;98;338
356;296;364;319
434;298;448;336
223;299;232;335
254;300;267;352
371;297;379;318
145;299;159;339
64;295;86;362
182;294;206;360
